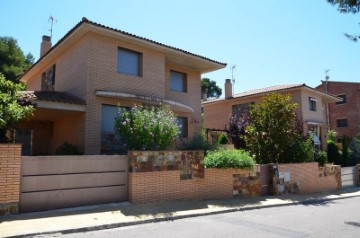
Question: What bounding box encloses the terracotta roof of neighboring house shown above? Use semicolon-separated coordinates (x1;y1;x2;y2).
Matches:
20;17;226;80
18;91;86;105
319;80;360;85
202;83;340;105
233;83;305;98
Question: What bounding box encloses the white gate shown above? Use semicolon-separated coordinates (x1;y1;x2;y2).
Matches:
341;166;357;188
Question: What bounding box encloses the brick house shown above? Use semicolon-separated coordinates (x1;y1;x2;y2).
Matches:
17;17;226;155
316;81;360;140
202;80;339;150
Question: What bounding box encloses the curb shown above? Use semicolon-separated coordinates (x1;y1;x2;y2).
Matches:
4;192;360;238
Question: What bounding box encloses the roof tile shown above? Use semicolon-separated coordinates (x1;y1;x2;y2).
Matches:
18;91;85;105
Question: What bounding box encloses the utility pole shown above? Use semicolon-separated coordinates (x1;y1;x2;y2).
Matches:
325;69;330;129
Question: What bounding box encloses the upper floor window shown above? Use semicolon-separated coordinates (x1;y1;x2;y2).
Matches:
117;47;142;76
232;102;253;118
177;117;188;138
309;97;317;111
41;64;56;91
170;70;187;92
336;94;347;105
336;118;348;128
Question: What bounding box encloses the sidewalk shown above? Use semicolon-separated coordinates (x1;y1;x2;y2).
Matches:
1;187;360;238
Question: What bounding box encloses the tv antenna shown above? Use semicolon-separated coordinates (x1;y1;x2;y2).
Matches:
325;69;330;81
231;65;236;95
48;16;57;38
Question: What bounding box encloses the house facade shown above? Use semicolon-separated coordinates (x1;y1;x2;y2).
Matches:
18;17;226;155
202;80;339;150
316;81;360;140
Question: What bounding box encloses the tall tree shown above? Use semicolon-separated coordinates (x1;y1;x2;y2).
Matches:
0;73;33;142
0;36;34;82
201;78;222;98
245;93;313;164
328;0;360;41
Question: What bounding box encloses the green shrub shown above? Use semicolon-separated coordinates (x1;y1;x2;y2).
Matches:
327;130;337;142
217;133;229;144
55;142;82;155
180;132;214;151
114;105;180;150
315;150;328;166
287;137;314;163
327;141;341;165
205;149;255;169
341;135;351;166
350;134;360;165
245;93;309;164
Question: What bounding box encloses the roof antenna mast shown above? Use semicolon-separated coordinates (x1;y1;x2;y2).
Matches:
231;65;236;95
48;16;57;38
325;69;330;81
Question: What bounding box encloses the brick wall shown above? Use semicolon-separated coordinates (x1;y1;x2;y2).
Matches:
273;162;341;195
316;81;360;138
22;31;203;155
84;33;202;154
129;167;260;204
0;144;21;215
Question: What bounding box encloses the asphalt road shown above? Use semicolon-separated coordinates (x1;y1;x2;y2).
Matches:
39;196;360;238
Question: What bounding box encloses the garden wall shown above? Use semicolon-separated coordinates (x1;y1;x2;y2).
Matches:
0;144;21;215
128;150;260;203
273;162;341;195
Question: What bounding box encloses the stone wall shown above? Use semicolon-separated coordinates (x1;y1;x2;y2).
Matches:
128;150;205;180
272;162;341;195
0;144;21;215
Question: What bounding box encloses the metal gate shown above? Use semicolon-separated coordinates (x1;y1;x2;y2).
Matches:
20;155;128;212
341;166;357;188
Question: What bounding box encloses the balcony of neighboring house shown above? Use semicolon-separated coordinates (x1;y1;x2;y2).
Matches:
16;91;86;155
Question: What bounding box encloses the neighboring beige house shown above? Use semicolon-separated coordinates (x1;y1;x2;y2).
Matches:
202;80;340;150
17;17;226;155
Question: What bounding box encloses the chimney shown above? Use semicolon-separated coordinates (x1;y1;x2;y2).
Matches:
40;35;52;57
225;79;233;99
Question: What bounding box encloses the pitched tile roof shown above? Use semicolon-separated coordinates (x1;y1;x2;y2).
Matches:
18;91;85;105
20;17;226;79
233;83;305;98
202;83;306;104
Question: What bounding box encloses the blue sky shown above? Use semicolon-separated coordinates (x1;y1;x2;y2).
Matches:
1;0;359;94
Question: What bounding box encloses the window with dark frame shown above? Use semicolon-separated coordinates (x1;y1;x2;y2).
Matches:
41;64;56;91
309;97;317;111
336;118;348;128
101;105;129;155
177;117;188;138
170;70;187;92
232;102;254;118
336;94;347;105
117;47;142;76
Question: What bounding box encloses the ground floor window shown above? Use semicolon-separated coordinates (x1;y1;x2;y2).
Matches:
101;105;128;155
